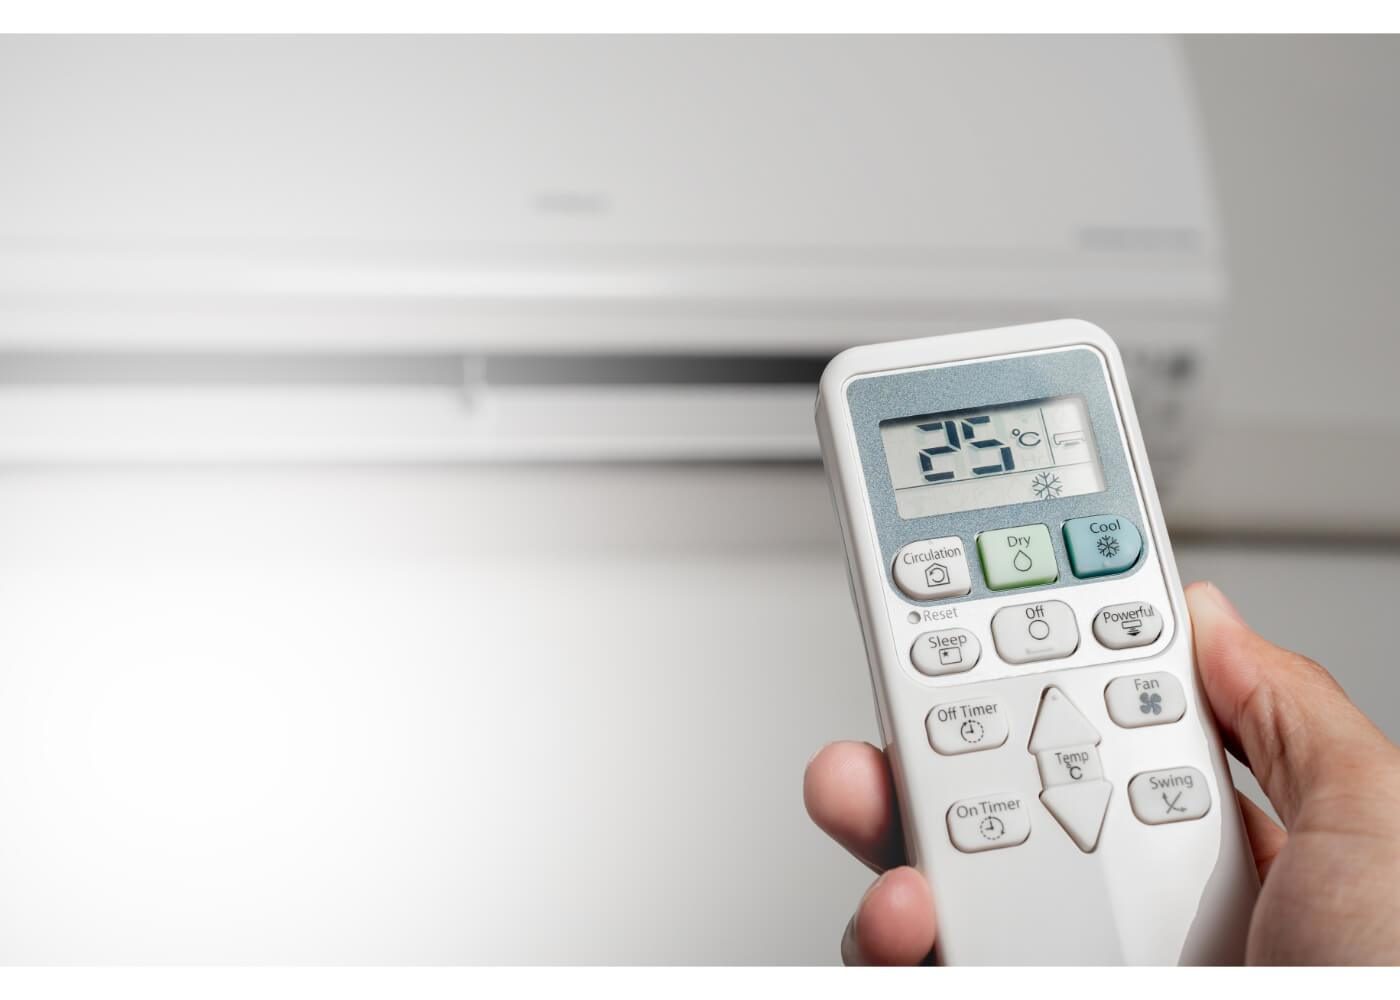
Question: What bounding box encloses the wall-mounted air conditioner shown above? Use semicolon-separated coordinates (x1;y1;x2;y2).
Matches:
0;35;1220;482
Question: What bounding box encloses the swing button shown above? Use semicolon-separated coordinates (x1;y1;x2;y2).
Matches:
1128;767;1211;825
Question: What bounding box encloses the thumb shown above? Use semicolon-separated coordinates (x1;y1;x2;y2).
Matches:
1187;581;1397;826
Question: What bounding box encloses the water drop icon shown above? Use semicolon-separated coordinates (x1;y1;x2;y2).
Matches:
1013;549;1032;572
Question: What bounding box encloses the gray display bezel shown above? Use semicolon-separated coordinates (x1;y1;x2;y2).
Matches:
846;345;1149;604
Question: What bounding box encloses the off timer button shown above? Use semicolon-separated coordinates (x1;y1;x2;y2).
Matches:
926;695;1008;755
891;536;972;601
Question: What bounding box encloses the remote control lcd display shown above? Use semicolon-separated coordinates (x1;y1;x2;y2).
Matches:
880;395;1106;518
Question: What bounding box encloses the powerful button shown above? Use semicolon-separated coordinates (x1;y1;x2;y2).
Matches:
990;600;1078;664
1128;767;1211;825
927;697;1009;755
910;628;981;676
946;793;1031;853
1105;671;1186;728
1092;601;1163;650
1063;515;1143;578
891;536;973;601
977;523;1058;591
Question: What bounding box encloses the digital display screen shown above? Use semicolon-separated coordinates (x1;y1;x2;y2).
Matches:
880;395;1106;519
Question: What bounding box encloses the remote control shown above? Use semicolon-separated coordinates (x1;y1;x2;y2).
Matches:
815;320;1258;965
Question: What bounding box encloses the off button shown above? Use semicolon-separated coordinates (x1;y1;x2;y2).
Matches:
990;600;1079;664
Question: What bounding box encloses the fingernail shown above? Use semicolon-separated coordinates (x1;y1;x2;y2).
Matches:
840;913;863;965
841;871;887;966
1204;582;1246;625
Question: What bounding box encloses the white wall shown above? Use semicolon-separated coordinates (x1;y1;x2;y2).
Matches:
1171;37;1400;534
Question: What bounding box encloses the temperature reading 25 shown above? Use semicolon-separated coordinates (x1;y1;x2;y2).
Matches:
917;415;1014;483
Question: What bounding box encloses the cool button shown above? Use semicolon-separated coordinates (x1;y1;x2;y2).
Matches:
1063;515;1143;578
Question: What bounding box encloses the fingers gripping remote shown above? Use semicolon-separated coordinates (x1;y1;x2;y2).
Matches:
816;321;1258;965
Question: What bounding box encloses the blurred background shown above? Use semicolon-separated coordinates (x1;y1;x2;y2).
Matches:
0;35;1395;963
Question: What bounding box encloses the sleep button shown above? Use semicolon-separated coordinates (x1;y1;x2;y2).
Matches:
910;628;981;676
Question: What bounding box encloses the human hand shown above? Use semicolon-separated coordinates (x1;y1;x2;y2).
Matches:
803;581;1400;965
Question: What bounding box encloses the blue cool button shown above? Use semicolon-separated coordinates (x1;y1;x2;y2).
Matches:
1063;516;1143;578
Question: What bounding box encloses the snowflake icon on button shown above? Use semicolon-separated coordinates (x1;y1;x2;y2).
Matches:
1139;691;1163;716
1096;534;1121;559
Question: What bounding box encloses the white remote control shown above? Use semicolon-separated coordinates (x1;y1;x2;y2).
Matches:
816;320;1258;965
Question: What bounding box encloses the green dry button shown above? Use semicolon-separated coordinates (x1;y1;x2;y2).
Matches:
976;524;1057;591
1063;515;1143;578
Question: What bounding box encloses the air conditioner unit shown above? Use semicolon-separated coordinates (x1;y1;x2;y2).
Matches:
0;35;1220;484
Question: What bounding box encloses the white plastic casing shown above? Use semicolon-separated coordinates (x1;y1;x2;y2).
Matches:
816;320;1257;965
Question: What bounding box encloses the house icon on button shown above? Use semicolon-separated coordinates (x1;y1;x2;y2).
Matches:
925;562;950;588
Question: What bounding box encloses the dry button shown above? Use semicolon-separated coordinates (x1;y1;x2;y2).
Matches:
891;536;972;601
1128;767;1211;825
1092;602;1163;650
910;628;981;676
946;794;1031;853
927;697;1008;755
990;600;1078;664
1105;672;1185;728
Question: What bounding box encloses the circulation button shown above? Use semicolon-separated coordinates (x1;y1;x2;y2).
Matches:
1128;767;1211;825
910;628;981;676
1092;601;1163;650
891;536;973;601
1105;671;1186;728
946;794;1031;853
1063;515;1143;578
990;600;1079;664
927;696;1008;755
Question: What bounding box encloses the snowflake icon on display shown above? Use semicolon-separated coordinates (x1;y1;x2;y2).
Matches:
1030;472;1063;500
1139;692;1163;716
1096;534;1121;559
